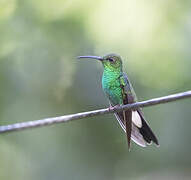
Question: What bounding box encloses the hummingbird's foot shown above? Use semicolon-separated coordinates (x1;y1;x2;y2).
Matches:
108;104;121;111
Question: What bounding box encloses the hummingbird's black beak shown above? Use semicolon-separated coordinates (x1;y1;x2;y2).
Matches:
77;56;103;61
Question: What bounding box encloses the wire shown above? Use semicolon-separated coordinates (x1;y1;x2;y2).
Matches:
0;90;190;134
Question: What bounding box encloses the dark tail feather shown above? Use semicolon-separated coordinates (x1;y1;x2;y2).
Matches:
123;110;132;150
137;110;159;146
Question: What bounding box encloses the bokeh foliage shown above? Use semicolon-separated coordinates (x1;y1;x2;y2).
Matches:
0;0;191;179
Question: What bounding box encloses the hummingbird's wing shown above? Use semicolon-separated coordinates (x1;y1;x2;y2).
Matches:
115;73;159;147
120;78;133;149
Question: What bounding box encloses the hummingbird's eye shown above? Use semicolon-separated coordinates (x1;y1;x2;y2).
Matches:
108;58;114;62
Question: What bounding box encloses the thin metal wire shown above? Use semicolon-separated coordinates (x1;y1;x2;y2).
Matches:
0;90;191;134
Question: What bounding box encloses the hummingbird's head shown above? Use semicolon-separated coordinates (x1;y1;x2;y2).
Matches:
102;53;122;70
77;53;123;71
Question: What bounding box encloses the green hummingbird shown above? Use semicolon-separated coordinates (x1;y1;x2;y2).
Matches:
78;53;159;149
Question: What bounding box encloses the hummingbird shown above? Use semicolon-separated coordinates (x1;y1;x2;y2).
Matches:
78;53;159;149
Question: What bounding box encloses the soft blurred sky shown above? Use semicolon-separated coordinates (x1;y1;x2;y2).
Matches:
0;0;191;180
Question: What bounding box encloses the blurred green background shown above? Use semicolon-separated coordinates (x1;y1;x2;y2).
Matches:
0;0;191;179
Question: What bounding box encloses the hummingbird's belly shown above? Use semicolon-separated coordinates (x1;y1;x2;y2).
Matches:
103;86;123;105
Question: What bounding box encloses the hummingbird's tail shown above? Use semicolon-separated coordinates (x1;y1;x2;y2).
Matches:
114;109;159;147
